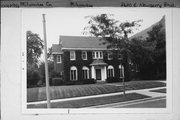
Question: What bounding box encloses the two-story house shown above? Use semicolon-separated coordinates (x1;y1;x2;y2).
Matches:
52;36;125;82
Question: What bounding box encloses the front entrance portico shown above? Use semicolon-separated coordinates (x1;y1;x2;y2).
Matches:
90;59;107;81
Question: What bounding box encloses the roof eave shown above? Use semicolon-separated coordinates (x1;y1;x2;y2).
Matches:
62;48;107;51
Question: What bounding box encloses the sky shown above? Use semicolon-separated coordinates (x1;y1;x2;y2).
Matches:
22;8;166;60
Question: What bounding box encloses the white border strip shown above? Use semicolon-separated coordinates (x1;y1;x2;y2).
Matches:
21;8;173;114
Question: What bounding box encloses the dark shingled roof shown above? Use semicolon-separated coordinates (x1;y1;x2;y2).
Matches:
60;36;108;50
52;44;62;54
52;16;165;52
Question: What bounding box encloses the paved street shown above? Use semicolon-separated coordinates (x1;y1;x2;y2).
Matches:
90;96;166;108
120;98;166;108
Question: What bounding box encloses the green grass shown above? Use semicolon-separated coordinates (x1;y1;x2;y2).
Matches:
27;93;150;108
27;81;166;102
150;88;166;93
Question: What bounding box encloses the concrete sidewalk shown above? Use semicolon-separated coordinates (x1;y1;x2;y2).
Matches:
27;86;166;105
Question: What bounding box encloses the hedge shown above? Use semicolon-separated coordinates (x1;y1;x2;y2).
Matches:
106;77;123;83
82;79;96;84
50;78;65;86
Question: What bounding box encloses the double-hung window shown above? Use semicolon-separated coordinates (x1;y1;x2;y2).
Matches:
57;55;61;63
70;51;76;60
82;51;87;60
119;64;124;78
92;51;103;59
82;66;89;79
107;65;114;78
70;66;77;81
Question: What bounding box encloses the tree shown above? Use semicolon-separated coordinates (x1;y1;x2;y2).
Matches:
84;14;142;95
146;18;166;79
84;14;142;81
27;31;44;69
27;31;44;87
129;16;166;80
39;61;61;85
47;47;52;59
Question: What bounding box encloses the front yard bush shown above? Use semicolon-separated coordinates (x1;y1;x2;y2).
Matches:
27;70;41;88
51;78;65;86
65;81;83;85
106;77;122;83
82;78;96;84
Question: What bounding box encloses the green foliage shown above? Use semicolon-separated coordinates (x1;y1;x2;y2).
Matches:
130;17;166;80
27;31;44;87
106;77;122;83
85;14;166;80
50;78;65;86
47;47;52;59
39;61;59;84
84;14;142;80
27;31;44;66
82;79;96;84
27;70;41;88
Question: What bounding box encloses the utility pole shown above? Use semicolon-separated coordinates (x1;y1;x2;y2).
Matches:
42;14;51;108
122;71;125;96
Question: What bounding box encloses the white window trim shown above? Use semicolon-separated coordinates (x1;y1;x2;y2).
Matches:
57;55;62;63
70;51;76;60
93;51;103;59
107;65;114;77
99;51;103;59
82;51;87;60
70;66;77;81
82;66;89;79
108;52;113;60
119;64;124;78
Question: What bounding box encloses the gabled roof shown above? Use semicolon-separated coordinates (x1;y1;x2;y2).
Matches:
52;44;62;54
52;16;165;52
60;36;108;50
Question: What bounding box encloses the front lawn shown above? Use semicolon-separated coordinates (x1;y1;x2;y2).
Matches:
27;93;150;108
27;81;166;102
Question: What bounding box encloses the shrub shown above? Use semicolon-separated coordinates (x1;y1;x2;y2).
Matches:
82;79;96;84
51;78;65;86
106;77;122;83
27;70;41;88
65;81;83;85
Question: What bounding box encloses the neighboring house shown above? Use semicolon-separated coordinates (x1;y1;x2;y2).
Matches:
52;36;126;82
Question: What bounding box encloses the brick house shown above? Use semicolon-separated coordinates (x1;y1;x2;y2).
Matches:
52;36;126;82
51;16;165;82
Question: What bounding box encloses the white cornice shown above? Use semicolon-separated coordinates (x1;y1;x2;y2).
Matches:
62;48;107;51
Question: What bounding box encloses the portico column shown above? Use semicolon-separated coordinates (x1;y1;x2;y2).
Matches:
91;66;95;79
104;66;107;80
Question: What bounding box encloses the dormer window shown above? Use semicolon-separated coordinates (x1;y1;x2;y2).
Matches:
70;51;76;60
82;51;87;60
